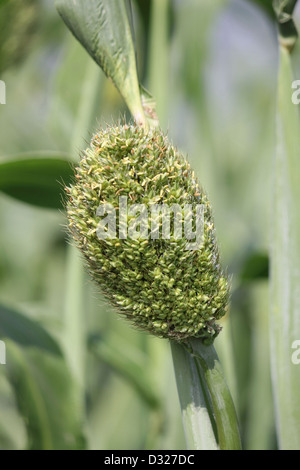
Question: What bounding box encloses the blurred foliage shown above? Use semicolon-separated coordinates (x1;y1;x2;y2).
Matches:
0;304;62;354
0;0;299;450
0;154;73;209
239;252;269;283
6;341;86;450
247;0;275;17
0;0;40;74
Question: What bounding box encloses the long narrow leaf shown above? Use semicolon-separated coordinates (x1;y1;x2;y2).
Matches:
0;152;73;209
0;304;62;356
89;334;161;410
5;342;86;450
55;0;147;126
270;45;300;449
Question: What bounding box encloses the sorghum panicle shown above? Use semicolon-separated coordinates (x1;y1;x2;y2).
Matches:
67;124;229;343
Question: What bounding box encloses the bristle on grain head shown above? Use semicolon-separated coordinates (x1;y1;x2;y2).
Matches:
66;124;230;343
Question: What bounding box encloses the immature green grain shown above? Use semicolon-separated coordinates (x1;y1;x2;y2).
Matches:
66;124;229;343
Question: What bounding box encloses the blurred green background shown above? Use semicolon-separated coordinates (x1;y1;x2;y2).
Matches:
0;0;299;450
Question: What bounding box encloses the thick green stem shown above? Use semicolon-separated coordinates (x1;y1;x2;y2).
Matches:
269;44;300;449
189;339;241;450
171;338;241;450
171;341;218;450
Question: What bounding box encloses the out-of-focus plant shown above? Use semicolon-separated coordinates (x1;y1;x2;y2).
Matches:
0;0;40;74
0;0;299;451
270;0;300;450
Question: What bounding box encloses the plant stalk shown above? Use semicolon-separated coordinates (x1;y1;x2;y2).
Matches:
63;59;102;389
170;340;219;450
147;0;170;127
269;43;300;449
171;338;241;450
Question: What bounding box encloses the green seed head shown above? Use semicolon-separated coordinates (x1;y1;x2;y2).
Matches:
66;124;230;343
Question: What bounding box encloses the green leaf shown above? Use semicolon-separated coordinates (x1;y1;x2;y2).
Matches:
5;342;86;450
0;373;27;450
270;46;300;450
55;0;147;126
0;304;62;356
240;252;269;282
147;0;171;127
0;0;40;74
89;333;161;410
0;152;73;209
246;0;275;17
